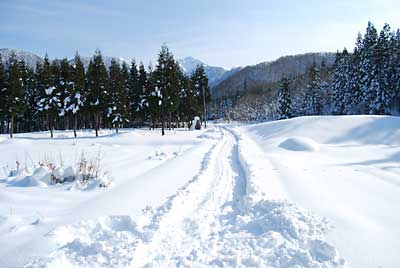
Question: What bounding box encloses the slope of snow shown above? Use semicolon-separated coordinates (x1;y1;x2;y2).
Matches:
237;115;400;268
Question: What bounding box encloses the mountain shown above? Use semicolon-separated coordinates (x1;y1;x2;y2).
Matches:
0;48;129;70
212;52;336;99
0;48;43;69
178;57;240;87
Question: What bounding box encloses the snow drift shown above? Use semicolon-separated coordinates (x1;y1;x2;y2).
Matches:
279;137;320;151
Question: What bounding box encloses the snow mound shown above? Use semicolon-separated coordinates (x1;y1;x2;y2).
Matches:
4;165;110;190
279;137;320;152
8;167;51;187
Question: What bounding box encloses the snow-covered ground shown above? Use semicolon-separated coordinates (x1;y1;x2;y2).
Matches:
0;116;399;268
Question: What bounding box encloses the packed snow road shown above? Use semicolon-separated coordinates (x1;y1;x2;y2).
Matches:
25;127;344;268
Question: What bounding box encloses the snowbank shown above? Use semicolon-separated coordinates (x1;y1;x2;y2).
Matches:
244;115;400;146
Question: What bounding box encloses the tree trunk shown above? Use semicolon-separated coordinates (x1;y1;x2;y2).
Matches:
161;108;165;136
73;115;77;138
95;113;99;137
203;87;207;129
10;116;14;138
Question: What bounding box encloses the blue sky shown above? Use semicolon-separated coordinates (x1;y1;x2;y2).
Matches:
1;0;399;69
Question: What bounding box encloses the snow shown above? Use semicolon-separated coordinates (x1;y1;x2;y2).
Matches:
0;115;399;268
278;137;320;152
237;115;400;268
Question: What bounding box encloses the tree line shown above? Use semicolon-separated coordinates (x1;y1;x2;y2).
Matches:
277;22;400;119
0;45;211;137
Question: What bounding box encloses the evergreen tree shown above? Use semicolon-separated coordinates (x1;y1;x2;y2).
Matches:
276;76;292;119
177;67;196;127
369;23;393;114
303;63;323;115
86;50;108;137
190;65;211;127
153;45;180;135
4;53;25;138
58;58;73;120
19;60;37;132
36;55;58;137
0;54;6;133
128;60;140;124
360;22;379;113
107;59;128;132
69;53;85;137
348;34;364;113
145;64;160;129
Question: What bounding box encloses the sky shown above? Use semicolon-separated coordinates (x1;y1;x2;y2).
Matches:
0;0;399;69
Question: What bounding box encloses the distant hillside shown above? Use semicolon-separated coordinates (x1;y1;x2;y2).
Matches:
212;52;336;99
178;56;240;87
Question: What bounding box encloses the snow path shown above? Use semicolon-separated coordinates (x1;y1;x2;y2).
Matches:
26;127;345;268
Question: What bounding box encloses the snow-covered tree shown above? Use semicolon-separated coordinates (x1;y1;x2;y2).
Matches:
128;60;139;124
190;65;210;127
360;22;379;113
153;45;180;135
107;59;128;132
4;53;25;138
276;76;292;119
369;23;394;114
0;54;7;132
303;63;323;115
68;53;85;138
86;50;108;137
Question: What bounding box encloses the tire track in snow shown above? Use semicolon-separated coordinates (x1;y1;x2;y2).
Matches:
130;127;245;267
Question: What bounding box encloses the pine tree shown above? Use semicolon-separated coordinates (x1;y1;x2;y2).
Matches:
58;58;73;123
360;22;379;113
19;60;37;132
36;55;57;137
153;45;180;135
5;53;25;138
0;54;7;133
177;67;196;127
190;65;211;127
128;60;140;124
120;62;130;126
138;63;155;127
86;50;108;137
107;59;128;132
303;63;323;115
347;34;364;113
276;76;292;119
69;53;85;138
332;49;348;114
369;23;393;114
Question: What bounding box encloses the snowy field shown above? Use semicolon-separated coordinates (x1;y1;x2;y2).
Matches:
0;116;399;268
